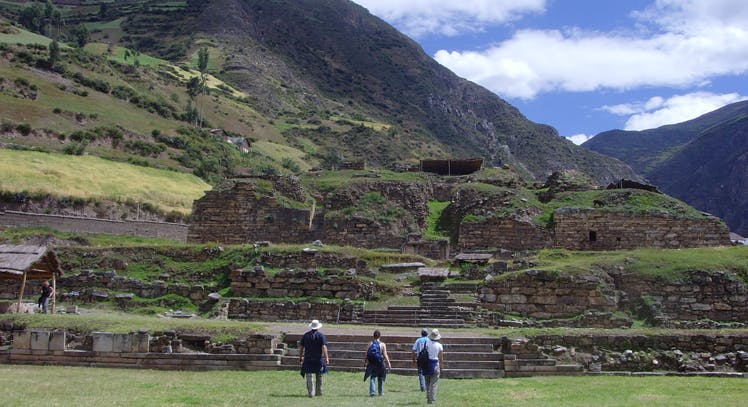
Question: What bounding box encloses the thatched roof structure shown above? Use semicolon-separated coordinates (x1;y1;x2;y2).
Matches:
0;245;63;280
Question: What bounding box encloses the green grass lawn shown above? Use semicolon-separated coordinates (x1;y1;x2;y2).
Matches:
0;149;210;214
1;366;745;406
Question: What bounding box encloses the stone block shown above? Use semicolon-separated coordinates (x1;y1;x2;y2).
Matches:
30;330;50;350
92;332;114;353
13;330;31;350
136;332;151;353
49;331;66;351
499;294;527;304
691;303;712;311
112;333;132;352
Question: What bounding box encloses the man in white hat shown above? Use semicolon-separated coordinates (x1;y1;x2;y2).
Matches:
424;328;444;404
299;319;329;397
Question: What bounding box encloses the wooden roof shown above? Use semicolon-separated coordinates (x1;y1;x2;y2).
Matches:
0;245;63;280
420;158;483;176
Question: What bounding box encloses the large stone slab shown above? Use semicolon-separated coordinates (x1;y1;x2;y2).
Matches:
112;333;132;353
30;330;50;350
49;331;66;351
12;330;31;350
92;332;114;353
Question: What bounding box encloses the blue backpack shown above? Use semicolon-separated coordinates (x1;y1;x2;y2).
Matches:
367;341;384;365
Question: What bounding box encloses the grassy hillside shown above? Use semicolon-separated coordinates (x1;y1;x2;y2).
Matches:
0;149;209;214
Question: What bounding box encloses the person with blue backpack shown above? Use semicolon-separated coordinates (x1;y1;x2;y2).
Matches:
412;328;430;391
363;330;392;397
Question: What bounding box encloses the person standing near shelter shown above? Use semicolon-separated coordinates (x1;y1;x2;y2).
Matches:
38;280;54;314
424;329;444;404
299;319;329;397
364;330;392;396
412;328;429;391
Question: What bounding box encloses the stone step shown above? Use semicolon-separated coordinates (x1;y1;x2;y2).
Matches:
362;312;470;319
283;334;500;347
517;359;557;367
321;343;497;354
421;289;451;294
360;321;467;329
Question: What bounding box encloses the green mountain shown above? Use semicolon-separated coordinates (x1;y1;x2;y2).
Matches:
583;100;748;235
0;0;635;191
583;100;748;175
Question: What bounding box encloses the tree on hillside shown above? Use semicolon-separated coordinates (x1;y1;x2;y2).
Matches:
18;3;44;34
47;40;60;69
44;0;54;36
71;25;90;48
99;3;109;19
196;47;209;127
51;10;62;39
186;77;201;126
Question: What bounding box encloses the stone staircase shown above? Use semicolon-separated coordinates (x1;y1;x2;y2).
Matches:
359;283;478;328
279;333;505;379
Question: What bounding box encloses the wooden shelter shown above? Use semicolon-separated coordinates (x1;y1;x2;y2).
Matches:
420;158;483;176
0;245;63;313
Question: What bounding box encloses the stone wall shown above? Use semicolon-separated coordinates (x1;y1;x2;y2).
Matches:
480;270;617;318
188;179;416;249
529;332;748;354
480;269;748;325
0;210;187;241
402;238;450;260
554;209;731;250
187;181;315;244
258;251;365;271
5;329;282;371
230;268;369;299
322;215;407;249
613;270;748;325
1;270;212;302
227;298;363;323
458;218;552;251
323;180;432;228
59;270;211;302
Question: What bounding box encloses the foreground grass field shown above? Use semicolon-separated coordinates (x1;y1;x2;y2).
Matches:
2;365;746;406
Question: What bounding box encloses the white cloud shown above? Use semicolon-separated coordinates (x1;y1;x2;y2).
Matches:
352;0;545;37
601;92;748;130
431;0;748;99
566;134;592;145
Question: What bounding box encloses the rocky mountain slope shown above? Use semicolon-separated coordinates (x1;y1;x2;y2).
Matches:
0;0;636;185
583;101;748;235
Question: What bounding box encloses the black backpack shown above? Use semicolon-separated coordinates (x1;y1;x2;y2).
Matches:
367;341;384;365
416;342;430;371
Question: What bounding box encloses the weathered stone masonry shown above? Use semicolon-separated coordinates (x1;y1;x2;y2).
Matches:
230;268;369;299
554;209;731;250
187;181;315;245
480;269;748;324
228;298;363;323
458;209;730;252
459;218;552;251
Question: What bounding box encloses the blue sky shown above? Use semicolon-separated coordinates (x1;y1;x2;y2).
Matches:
352;0;748;144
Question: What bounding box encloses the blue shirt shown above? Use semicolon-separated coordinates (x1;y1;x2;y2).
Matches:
413;336;429;353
